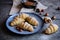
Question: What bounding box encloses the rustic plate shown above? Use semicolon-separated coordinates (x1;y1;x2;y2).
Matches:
6;12;43;35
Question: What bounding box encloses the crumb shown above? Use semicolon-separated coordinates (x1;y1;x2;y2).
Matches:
51;16;56;20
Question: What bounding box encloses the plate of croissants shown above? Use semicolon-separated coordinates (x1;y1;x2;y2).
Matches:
6;12;43;35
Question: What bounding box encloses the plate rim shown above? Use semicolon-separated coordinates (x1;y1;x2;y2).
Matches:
6;12;44;35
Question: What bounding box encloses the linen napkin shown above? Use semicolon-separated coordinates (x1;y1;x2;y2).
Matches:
9;0;48;15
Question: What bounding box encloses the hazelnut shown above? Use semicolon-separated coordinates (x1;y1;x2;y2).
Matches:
40;9;44;12
16;27;19;30
44;17;51;23
36;9;40;13
16;27;23;32
56;7;60;10
51;16;56;20
19;29;23;32
44;13;49;16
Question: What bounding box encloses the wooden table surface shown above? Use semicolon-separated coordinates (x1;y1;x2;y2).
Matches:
0;0;60;40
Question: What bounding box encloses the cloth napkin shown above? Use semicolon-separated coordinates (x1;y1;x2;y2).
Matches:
9;0;48;15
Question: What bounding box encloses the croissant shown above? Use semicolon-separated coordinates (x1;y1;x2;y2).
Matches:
17;22;34;32
44;23;58;34
19;13;29;20
26;16;38;26
10;17;25;26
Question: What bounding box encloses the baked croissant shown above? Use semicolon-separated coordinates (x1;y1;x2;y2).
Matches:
44;23;58;34
10;17;25;26
26;16;38;26
19;13;29;20
17;22;34;32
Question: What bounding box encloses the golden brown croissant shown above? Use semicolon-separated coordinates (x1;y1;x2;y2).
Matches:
26;16;38;26
17;22;34;32
44;23;58;34
10;17;25;26
19;13;29;20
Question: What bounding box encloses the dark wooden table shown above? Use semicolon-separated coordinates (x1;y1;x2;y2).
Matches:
0;0;60;40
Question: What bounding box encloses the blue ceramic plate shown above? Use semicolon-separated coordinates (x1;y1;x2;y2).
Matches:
6;12;43;35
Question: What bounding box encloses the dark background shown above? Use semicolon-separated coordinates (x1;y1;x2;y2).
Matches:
0;0;60;40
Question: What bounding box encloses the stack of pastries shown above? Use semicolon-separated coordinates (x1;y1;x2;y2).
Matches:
10;13;38;32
